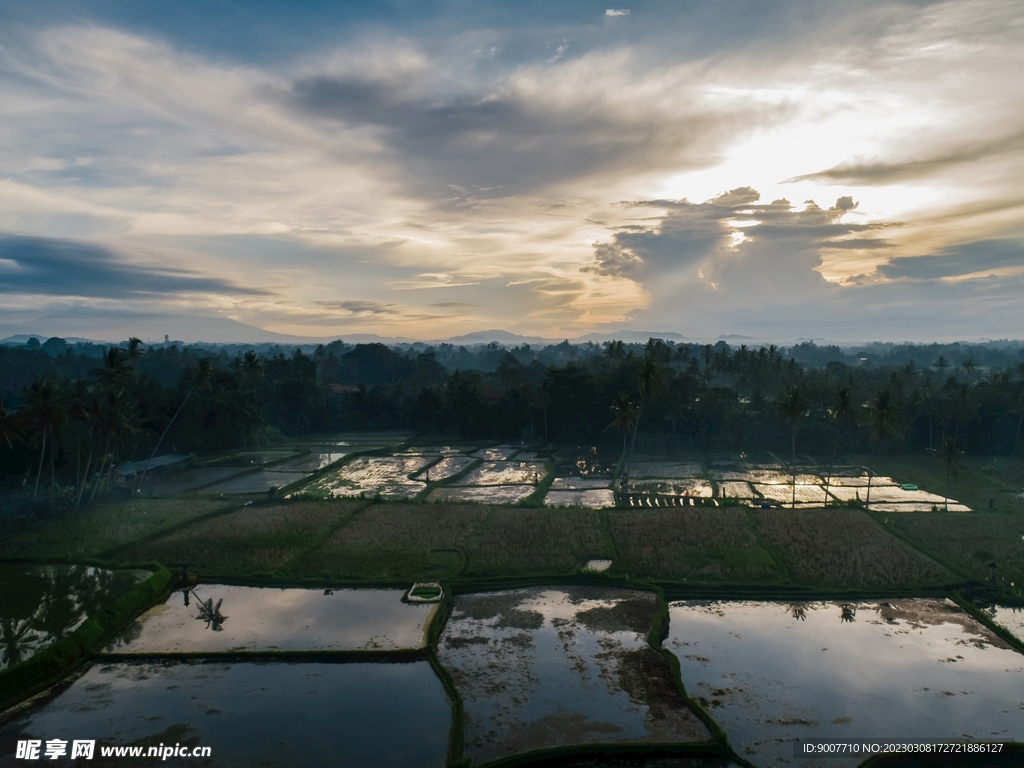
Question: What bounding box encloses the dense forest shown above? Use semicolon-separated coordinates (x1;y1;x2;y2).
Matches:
2;335;1024;508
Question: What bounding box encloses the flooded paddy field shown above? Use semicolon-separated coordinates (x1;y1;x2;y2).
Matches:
438;587;710;764
105;587;437;654
275;451;349;471
458;460;548;486
544;489;617;508
0;660;450;768
427;485;535;504
551;477;612;490
208;450;299;466
0;565;150;671
667;599;1024;767
471;444;522;460
307;456;430;499
629;479;714;497
414;455;475;481
630;462;703;479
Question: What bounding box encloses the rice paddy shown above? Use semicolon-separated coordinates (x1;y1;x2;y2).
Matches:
667;599;1024;767
413;455;475;481
607;508;779;582
0;498;238;560
306;456;431;499
438;587;710;764
110;501;361;575
471;444;522;460
457;460;548;486
106;586;437;653
754;509;956;586
202;469;309;495
880;511;1024;586
544;489;617;508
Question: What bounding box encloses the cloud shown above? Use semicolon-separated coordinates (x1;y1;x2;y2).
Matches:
0;235;266;298
605;9;630;17
313;299;402;315
876;239;1024;281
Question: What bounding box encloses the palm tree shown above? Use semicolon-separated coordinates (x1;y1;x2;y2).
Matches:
192;592;227;631
242;351;263;416
774;384;809;461
934;356;949;375
0;618;39;668
939;436;962;511
824;386;854;500
624;356;663;482
607;395;637;491
21;379;68;499
960;357;977;383
867;388;902;447
136;358;213;490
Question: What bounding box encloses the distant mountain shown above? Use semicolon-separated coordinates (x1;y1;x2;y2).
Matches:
572;329;691;344
439;329;558;346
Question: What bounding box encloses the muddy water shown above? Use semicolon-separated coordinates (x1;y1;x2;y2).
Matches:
104;587;437;653
0;660;450;767
439;587;709;764
0;565;149;671
667;600;1024;767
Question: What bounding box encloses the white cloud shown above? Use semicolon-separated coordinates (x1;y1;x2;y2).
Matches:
605;9;630;17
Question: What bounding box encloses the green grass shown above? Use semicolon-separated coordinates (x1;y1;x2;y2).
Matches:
290;502;487;581
849;453;1024;513
879;510;1024;587
108;500;361;576
462;508;607;576
754;508;956;587
607;508;780;583
0;498;238;560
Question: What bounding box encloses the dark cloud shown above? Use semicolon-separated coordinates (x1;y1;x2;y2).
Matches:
0;235;266;298
789;131;1024;185
877;239;1024;280
313;299;400;315
429;301;478;308
287;73;731;199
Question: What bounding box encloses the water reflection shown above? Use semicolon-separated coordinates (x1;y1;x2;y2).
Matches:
0;660;451;768
439;587;709;764
668;599;1024;767
0;565;148;670
106;586;437;653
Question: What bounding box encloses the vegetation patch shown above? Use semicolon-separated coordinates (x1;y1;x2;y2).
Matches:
108;500;360;576
462;508;607;576
0;498;237;560
881;511;1024;587
754;508;955;587
607;508;779;582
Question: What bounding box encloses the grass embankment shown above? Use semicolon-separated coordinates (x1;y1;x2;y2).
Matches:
879;510;1024;591
607;508;780;583
106;500;363;577
754;508;956;588
849;453;1024;513
0;498;238;560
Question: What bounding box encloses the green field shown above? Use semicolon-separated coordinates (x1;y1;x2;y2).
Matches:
108;500;362;576
880;510;1024;588
754;508;956;587
850;453;1024;513
0;498;238;560
606;508;780;583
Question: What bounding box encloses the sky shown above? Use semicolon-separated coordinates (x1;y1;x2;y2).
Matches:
1;0;1023;343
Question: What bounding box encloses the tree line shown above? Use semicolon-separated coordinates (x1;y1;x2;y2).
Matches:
2;336;1023;508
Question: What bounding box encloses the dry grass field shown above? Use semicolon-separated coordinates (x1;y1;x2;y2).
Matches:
0;498;237;559
755;508;956;587
110;500;361;575
607;508;779;582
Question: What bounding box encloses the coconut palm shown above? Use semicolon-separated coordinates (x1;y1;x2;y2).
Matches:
0;618;39;668
21;379;68;499
607;394;638;490
192;592;228;631
774;384;809;461
938;436;963;511
824;386;855;500
624;356;664;482
867;388;902;447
